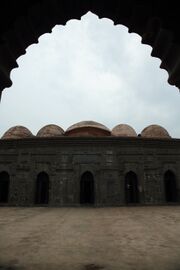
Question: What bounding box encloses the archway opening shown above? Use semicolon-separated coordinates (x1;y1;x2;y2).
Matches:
0;12;179;140
164;170;177;202
0;171;9;203
80;171;94;205
35;172;49;204
125;171;139;204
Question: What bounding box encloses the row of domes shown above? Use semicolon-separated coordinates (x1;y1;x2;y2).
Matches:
1;121;171;139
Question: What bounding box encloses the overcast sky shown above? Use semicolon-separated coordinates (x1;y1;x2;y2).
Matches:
0;12;179;138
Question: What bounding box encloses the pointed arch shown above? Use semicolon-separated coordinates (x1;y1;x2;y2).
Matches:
80;171;94;204
35;172;49;204
125;171;139;204
164;170;177;202
0;171;10;203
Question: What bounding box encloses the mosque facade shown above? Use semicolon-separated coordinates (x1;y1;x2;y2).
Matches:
0;121;180;206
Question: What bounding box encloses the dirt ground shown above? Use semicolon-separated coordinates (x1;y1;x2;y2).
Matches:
0;206;180;270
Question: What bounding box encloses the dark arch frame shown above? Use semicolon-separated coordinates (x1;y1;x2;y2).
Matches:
0;171;10;203
0;1;180;96
80;171;95;205
125;171;139;204
35;171;49;204
164;170;177;203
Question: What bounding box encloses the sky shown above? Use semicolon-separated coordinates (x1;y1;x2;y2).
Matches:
0;12;179;138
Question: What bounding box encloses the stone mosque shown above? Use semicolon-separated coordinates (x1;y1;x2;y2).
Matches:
0;1;180;207
0;120;179;206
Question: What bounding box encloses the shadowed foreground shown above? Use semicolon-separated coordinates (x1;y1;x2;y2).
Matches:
0;206;180;270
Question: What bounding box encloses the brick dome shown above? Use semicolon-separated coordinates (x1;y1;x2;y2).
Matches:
65;121;111;136
1;126;33;139
112;124;137;137
141;125;171;138
36;124;64;137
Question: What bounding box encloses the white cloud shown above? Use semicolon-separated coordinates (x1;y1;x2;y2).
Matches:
0;12;179;138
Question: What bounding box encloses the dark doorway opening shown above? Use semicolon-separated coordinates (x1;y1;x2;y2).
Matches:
164;170;177;202
0;171;9;203
125;171;139;203
80;171;94;204
35;172;49;204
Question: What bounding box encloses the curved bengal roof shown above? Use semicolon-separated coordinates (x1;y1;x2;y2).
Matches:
36;124;64;137
65;121;111;136
1;126;33;139
112;124;137;137
141;125;171;138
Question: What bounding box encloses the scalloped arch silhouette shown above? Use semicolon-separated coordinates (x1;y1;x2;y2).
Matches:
0;1;180;96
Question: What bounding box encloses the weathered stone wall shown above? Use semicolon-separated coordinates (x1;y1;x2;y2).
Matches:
0;137;180;206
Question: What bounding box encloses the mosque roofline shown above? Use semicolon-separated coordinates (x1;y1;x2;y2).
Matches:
0;122;174;139
0;135;179;149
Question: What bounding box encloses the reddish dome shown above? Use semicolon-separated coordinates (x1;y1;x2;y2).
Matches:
1;126;33;139
37;124;64;137
65;121;111;136
112;124;137;137
141;125;171;138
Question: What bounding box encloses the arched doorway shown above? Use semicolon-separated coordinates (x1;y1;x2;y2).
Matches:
0;171;10;203
125;171;139;204
80;171;94;205
164;170;177;202
35;172;49;204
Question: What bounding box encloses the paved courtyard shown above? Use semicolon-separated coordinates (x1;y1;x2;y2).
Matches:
0;206;180;270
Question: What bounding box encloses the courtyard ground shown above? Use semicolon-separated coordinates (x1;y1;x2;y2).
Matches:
0;206;180;270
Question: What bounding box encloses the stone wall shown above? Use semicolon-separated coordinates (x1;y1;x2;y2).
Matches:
0;137;180;206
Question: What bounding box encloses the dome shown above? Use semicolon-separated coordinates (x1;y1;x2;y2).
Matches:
36;124;64;137
141;125;171;138
1;126;33;139
65;121;111;136
112;124;137;137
